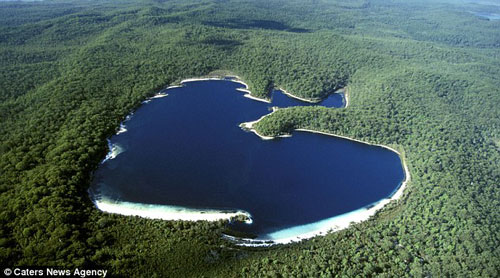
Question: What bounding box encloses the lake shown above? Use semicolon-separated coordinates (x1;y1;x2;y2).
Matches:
90;79;405;244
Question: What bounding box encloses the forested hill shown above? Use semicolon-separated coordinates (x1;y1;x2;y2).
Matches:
0;0;499;277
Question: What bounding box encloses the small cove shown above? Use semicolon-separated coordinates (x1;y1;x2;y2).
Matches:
90;79;405;244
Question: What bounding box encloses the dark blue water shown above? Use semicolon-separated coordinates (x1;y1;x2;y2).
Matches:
91;80;404;240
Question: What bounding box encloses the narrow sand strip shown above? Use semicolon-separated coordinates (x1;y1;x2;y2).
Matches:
237;88;271;103
331;87;349;108
151;93;168;98
279;86;349;107
94;198;252;223
240;120;275;140
341;87;349;108
180;77;227;83
166;85;183;89
279;87;320;103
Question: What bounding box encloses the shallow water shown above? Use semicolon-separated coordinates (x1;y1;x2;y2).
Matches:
90;80;404;241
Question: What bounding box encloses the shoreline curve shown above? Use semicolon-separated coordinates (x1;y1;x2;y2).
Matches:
278;86;349;107
180;76;271;103
92;195;253;223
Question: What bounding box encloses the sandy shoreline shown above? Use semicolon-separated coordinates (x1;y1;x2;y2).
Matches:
165;85;183;89
343;87;350;107
334;87;349;108
237;88;271;103
94;197;252;223
279;87;321;103
151;92;168;99
101;140;124;164
116;123;127;134
239;107;291;140
278;86;349;107
240;119;276;140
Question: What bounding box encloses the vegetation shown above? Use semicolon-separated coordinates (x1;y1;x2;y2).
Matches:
1;0;499;277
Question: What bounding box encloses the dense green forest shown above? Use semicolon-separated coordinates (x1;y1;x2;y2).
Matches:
0;0;499;276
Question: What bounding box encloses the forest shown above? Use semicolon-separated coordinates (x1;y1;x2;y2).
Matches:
0;0;499;277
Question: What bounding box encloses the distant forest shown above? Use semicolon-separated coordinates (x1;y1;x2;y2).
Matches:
0;0;499;277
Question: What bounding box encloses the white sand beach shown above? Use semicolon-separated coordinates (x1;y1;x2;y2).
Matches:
279;87;320;103
94;197;253;223
151;92;168;98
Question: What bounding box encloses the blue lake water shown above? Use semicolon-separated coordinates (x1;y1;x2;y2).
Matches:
90;80;404;242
